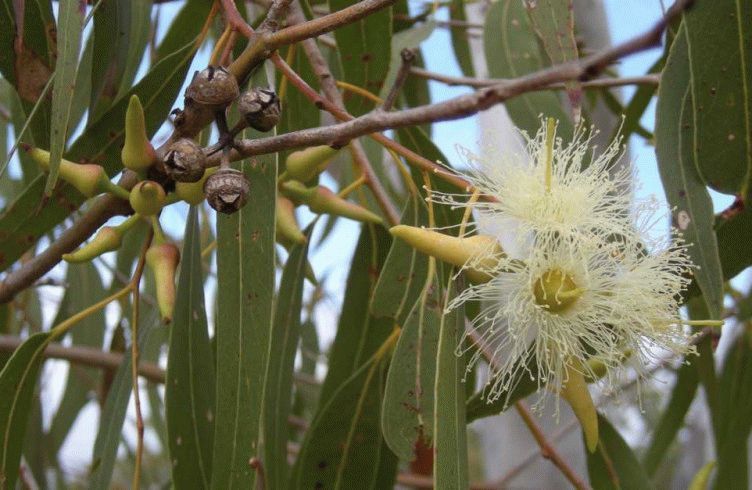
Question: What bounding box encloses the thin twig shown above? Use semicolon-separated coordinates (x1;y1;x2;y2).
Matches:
130;237;151;490
410;67;661;90
382;48;417;111
515;402;592;490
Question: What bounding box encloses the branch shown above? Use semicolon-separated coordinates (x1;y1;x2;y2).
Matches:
224;0;689;189
410;67;661;90
0;172;138;304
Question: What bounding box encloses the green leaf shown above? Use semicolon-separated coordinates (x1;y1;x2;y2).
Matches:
449;0;475;77
483;0;572;137
683;0;752;196
525;0;578;65
211;154;277;489
714;332;752;489
642;360;699;477
47;263;107;457
587;414;654;490
262;228;311;490
44;0;84;196
292;342;398;489
381;270;439;460
371;197;429;323
89;312;163;489
89;0;134;120
716;207;752;282
317;226;393;404
0;41;198;273
0;331;50;490
116;0;153;99
655;23;724;318
166;207;216;489
329;0;392;116
433;283;468;489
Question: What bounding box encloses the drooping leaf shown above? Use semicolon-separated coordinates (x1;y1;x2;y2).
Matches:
449;0;475;78
44;0;84;196
379;19;435;100
433;282;468;489
0;332;51;490
483;0;572;137
166;207;216;489
116;0;153;99
642;359;699;477
211;154;277;489
292;338;398;489
263;227;311;490
329;0;392;116
714;332;752;489
587;413;654;490
683;1;752;196
655;23;724;318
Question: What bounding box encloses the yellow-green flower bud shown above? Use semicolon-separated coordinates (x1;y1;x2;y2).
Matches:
62;226;123;263
129;181;166;216
284;145;340;182
281;181;382;225
121;95;157;172
276;196;306;245
560;364;598;453
146;242;180;323
28;147;111;198
175;167;217;205
389;225;502;283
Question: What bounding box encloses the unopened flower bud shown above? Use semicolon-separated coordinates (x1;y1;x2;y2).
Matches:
146;242;180;323
238;88;281;132
185;66;239;110
62;226;123;263
129;181;166;216
204;168;250;214
559;364;598;453
28;147;112;198
175;167;217;205
284;145;340;182
389;226;503;283
276;196;306;246
163;138;206;182
121;95;157;172
281;181;382;225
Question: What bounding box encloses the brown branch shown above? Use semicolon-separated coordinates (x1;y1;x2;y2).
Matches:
515;402;592;490
0;172;138;305
410;67;661;90
382;48;417;111
222;0;689;193
285;5;400;225
0;334;166;383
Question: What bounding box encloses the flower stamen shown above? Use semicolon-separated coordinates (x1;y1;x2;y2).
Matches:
544;117;556;193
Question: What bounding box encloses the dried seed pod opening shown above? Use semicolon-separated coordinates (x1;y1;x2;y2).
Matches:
204;167;250;214
185;65;239;110
163;138;206;182
238;88;281;132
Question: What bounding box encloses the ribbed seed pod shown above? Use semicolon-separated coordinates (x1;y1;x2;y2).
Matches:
238;88;281;132
163;138;206;183
204;168;250;214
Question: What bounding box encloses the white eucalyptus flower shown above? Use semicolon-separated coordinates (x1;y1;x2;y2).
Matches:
428;119;717;408
431;120;635;255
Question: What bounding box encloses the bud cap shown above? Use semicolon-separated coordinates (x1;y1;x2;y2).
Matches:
129;181;167;216
204;167;250;214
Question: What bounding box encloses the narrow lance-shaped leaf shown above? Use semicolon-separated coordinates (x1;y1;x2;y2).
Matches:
263;227;311;490
44;0;84;196
166;207;216;488
433;278;468;489
655;23;724;318
211;154;277;489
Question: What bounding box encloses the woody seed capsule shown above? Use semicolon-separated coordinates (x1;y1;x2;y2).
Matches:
185;66;239;110
204;168;250;214
163;138;206;182
238;88;281;132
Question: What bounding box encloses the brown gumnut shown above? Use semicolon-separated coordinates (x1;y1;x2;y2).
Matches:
238;88;281;132
204;167;250;214
163;138;206;182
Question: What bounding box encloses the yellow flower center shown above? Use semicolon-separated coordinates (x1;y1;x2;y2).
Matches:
533;268;583;314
